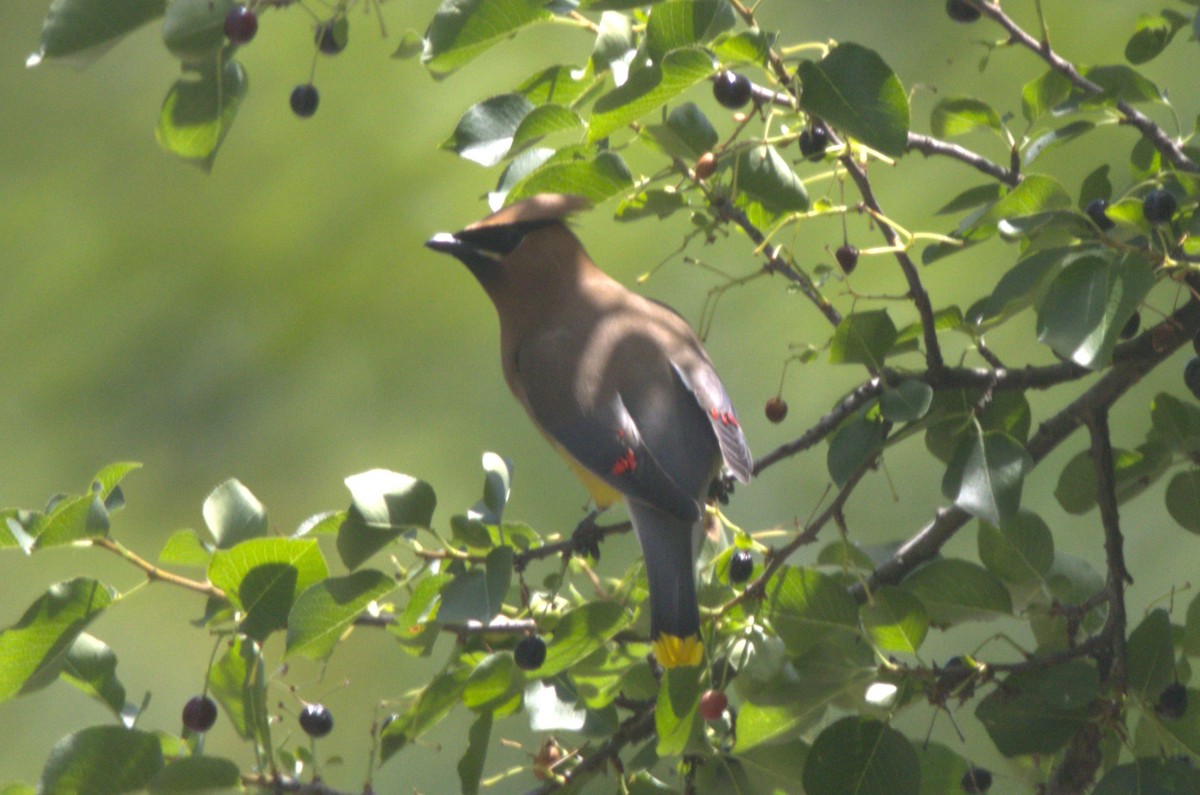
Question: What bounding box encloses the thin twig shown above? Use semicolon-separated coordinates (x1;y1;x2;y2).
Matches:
907;132;1021;187
523;702;657;795
91;536;226;599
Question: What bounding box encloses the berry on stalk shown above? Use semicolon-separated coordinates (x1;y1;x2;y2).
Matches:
946;0;981;23
836;244;859;274
798;126;828;161
698;689;728;721
224;5;258;44
1143;189;1178;225
290;84;319;118
765;397;788;424
728;549;753;584
182;695;218;732
713;71;752;110
316;18;347;55
1084;198;1114;231
961;767;993;793
299;703;334;737
514;635;547;671
694;152;717;181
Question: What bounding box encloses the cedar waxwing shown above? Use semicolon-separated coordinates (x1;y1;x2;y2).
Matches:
426;194;752;668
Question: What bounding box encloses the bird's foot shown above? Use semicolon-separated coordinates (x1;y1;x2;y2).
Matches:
708;474;736;506
570;508;604;561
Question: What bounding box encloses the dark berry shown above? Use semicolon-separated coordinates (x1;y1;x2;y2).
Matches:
182;695;218;732
290;84;319;118
1143;189;1178;225
798;126;828;161
765;397;788;424
514;635;547;671
713;72;752;110
836;244;859;274
960;767;993;793
1084;198;1114;232
299;703;334;737
316;18;347;55
1186;358;1200;401
946;0;982;23
224;5;257;44
728;550;753;584
1120;311;1140;340
1193;332;1200;357
698;689;728;721
694;152;717;181
1157;682;1188;720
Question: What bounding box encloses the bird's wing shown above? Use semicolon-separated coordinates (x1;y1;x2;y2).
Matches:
671;361;754;483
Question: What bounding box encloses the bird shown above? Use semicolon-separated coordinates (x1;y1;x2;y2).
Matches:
426;194;752;668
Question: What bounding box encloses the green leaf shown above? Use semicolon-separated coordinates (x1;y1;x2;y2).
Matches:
861;586;928;655
734;144;808;212
0;578;116;703
1185;592;1200;658
148;756;240;793
1022;69;1071;123
798;42;910;157
1125;11;1190;64
161;0;235;63
1079;164;1113;207
879;382;933;423
826;410;887;487
936;183;1005;216
30;0;165;66
916;743;971;795
1094;758;1200;795
422;0;554;78
337;469;436;570
829;309;897;367
591;11;635;77
89;462;141;510
202;478;266;550
1036;251;1154;369
1168;471;1200;534
207;538;329;641
437;546;513;624
286;569;397;660
506;149;633;205
33;494;109;549
644;0;733;62
1054;443;1171;515
901;559;1012;625
1023;120;1095;165
976;246;1077;326
39;726;163;794
616;188;690;221
1073;64;1164;108
656;664;704;757
158;530;211;567
587;47;714;143
711;29;772;66
803;717;919;795
209;636;267;742
510;105;585;156
975;662;1099;756
61;633;127;720
930;97;1002;138
1151;393;1200;456
539;601;632;677
381;667;470;760
518;63;601;107
443;94;536;167
977;511;1054;586
1127;609;1175;702
640;102;719;160
765;566;858;657
941;429;1032;528
462;653;521;712
456;713;492;795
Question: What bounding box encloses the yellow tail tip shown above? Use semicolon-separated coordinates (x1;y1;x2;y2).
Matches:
653;634;703;668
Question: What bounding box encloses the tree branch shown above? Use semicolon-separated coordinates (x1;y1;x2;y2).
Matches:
906;132;1021;187
91;536;226;600
523;702;657;795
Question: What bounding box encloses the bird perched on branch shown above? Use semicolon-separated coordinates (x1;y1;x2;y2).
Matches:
426;194;752;668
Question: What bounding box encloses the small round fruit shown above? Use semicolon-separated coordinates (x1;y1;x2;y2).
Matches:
836;244;859;274
728;549;753;584
713;71;752;110
224;5;258;44
960;766;993;793
182;695;218;732
694;152;717;181
1186;358;1200;401
316;18;347;55
1157;682;1188;720
698;689;728;721
299;703;334;737
290;84;319;118
514;635;547;671
1120;311;1141;340
945;0;981;23
1084;198;1114;232
765;397;788;424
1143;189;1178;225
798;126;828;161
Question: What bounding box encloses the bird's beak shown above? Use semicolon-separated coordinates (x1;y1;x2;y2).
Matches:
425;232;463;256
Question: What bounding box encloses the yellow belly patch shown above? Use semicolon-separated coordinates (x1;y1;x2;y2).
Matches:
653;634;703;668
558;446;622;508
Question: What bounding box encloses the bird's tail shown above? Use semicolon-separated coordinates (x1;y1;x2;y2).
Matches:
628;501;703;668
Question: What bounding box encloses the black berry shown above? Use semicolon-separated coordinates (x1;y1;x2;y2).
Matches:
1143;189;1178;225
1120;311;1140;340
316;18;347;55
836;244;859;274
946;0;982;23
1157;682;1188;720
698;689;728;721
514;635;547;671
1084;198;1114;231
765;397;788;424
960;767;993;793
299;703;334;737
223;5;258;44
182;695;218;732
729;550;753;584
290;84;319;118
1186;358;1200;401
713;72;752;110
798;126;828;161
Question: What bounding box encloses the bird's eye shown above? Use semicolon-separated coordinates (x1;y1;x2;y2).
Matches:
455;219;556;257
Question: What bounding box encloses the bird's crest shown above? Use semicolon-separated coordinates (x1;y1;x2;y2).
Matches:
466;194;592;231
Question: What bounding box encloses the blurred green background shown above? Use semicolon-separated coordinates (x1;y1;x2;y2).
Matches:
1;1;1197;792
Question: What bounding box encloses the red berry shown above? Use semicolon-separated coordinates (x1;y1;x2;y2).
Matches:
695;152;717;181
836;244;859;274
765;397;788;424
698;689;728;721
290;84;319;118
182;695;218;732
224;5;258;44
713;72;752;110
299;703;334;737
946;0;981;23
514;635;547;671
